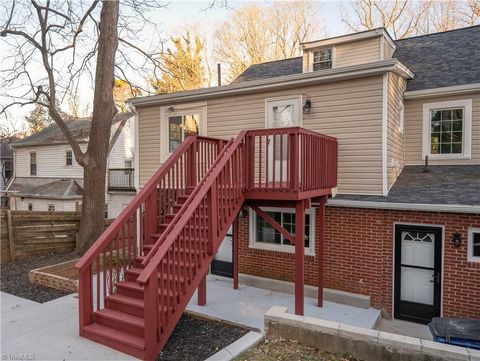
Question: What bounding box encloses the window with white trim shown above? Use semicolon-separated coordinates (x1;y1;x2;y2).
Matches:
30;152;37;176
65;150;73;166
312;48;333;70
422;99;472;160
468;228;480;262
168;114;199;153
28;203;33;211
250;207;315;255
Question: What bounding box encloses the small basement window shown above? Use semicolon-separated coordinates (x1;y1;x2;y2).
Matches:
312;48;333;70
250;207;315;256
468;228;480;262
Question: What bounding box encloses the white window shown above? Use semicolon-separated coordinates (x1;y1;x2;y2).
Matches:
28;203;33;211
422;99;472;160
468;228;480;262
65;150;73;166
249;207;315;256
30;152;37;176
48;204;55;212
124;159;133;169
168;114;200;153
312;48;333;71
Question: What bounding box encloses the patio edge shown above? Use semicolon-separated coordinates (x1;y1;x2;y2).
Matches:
205;331;264;361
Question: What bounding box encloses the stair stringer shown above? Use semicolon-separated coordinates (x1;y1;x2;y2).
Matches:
148;197;245;359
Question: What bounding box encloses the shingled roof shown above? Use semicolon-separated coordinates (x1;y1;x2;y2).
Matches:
13;112;133;148
333;165;480;207
232;26;480;92
7;177;84;199
394;25;480;91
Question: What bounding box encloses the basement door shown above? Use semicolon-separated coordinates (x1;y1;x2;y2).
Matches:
211;226;233;278
394;224;442;324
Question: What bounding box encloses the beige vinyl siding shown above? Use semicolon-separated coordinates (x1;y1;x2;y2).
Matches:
334;37;381;68
138;106;161;185
207;75;384;195
404;92;480;165
387;73;407;189
383;38;395;60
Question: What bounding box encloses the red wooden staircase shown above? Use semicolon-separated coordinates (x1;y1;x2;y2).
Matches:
75;128;337;360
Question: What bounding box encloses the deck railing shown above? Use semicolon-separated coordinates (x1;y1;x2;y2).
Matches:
108;168;135;191
244;127;338;195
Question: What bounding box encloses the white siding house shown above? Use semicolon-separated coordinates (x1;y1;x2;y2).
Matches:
7;113;136;218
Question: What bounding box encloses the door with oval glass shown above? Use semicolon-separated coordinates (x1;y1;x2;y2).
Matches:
394;224;442;324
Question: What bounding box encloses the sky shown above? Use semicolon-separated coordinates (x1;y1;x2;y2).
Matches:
0;0;350;133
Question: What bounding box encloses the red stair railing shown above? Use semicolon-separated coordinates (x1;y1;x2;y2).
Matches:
136;131;247;359
244;127;338;194
75;135;222;333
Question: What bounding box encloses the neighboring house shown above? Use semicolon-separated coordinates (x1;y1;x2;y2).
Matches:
6;113;136;217
1;137;15;190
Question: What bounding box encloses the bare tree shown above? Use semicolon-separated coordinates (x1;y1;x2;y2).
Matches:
0;0;165;252
214;2;322;81
341;0;479;40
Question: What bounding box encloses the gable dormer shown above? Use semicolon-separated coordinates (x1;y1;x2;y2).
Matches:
302;28;396;72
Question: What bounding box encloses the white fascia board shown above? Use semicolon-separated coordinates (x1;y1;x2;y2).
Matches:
129;59;414;107
404;83;480;100
328;198;480;214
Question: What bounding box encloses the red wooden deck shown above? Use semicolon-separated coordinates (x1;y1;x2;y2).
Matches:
75;127;337;360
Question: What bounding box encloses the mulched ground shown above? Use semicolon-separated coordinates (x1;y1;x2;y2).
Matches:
157;314;249;361
0;252;77;303
237;339;362;361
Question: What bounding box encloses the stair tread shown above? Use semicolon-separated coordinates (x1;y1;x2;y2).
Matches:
95;308;144;328
83;323;145;350
107;293;144;307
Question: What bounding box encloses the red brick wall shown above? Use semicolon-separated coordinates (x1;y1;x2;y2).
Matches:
237;206;480;319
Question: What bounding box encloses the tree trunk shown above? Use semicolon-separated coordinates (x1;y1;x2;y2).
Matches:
76;0;119;253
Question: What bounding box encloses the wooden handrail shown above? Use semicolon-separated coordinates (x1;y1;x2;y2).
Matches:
140;137;235;267
137;131;248;285
75;135;222;271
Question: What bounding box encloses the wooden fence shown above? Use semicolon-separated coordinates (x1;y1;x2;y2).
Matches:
1;210;81;262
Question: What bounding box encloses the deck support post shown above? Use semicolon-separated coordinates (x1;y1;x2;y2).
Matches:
78;266;92;334
295;200;305;316
198;273;207;306
233;215;239;290
317;195;327;307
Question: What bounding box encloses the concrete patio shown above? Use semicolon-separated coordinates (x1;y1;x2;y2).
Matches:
1;292;136;360
187;274;381;331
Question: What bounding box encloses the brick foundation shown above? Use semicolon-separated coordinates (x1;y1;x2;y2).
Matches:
237;206;480;319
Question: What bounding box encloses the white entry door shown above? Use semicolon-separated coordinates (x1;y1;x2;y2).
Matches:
266;98;301;183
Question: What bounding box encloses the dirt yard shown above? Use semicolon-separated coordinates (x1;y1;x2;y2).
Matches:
237;339;362;361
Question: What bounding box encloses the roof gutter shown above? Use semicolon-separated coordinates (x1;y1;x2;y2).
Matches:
328;198;480;214
404;83;480;100
128;59;414;107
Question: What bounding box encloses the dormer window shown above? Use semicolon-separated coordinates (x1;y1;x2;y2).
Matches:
313;48;332;70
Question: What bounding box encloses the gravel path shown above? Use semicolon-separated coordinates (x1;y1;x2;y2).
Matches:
157;315;249;361
1;252;77;303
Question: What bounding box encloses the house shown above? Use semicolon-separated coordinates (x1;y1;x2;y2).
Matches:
6;113;136;217
75;26;480;359
1;137;15;190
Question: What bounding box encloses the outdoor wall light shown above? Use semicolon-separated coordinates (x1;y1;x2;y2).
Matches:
303;99;312;114
452;232;462;247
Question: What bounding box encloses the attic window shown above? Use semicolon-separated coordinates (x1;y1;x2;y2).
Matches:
66;150;73;166
312;48;332;70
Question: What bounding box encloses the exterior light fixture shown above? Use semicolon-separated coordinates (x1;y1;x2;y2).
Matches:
303;99;312;114
452;232;462;247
